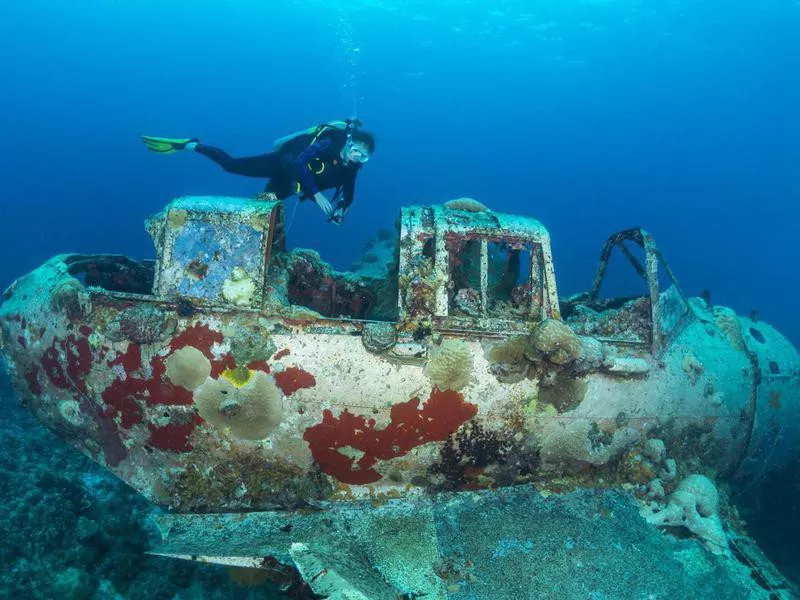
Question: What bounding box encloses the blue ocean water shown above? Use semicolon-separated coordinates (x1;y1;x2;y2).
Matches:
0;1;799;598
1;0;798;344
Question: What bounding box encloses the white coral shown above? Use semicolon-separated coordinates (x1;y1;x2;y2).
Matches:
540;420;641;467
659;458;677;482
424;338;473;391
643;474;729;555
222;266;256;306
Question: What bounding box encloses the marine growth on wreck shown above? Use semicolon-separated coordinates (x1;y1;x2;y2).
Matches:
1;195;798;598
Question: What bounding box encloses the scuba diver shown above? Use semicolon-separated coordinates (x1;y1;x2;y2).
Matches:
141;119;375;225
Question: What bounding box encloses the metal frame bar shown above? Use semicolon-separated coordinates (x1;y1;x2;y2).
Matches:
587;228;695;356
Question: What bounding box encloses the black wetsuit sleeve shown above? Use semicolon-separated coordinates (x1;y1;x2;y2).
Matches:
194;144;281;178
338;167;358;211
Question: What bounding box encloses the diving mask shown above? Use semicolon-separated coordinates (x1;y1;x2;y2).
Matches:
345;139;370;163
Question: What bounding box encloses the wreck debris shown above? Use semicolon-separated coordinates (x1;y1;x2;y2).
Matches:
289;543;371;600
0;193;798;579
285;249;383;320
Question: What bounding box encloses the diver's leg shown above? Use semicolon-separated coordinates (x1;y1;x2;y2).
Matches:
193;143;281;178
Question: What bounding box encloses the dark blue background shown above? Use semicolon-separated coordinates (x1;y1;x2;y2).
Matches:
1;0;798;343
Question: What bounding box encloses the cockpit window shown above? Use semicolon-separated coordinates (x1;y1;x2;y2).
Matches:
446;236;540;320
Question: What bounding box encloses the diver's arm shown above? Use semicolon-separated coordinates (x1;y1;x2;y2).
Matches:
292;138;332;198
327;171;357;225
314;193;334;218
338;168;358;211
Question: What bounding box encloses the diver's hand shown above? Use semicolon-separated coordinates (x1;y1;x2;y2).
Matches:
329;206;345;225
314;193;334;218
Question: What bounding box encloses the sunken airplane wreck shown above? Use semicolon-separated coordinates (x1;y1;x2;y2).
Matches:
1;196;799;599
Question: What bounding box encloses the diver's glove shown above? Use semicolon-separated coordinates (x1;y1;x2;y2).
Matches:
141;135;198;154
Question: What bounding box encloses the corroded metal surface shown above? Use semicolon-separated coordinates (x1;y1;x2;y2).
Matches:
149;486;797;599
1;195;799;521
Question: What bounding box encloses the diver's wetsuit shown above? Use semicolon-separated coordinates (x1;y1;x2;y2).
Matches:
195;128;361;211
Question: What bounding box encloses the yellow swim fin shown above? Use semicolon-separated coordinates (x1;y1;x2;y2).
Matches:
141;135;197;154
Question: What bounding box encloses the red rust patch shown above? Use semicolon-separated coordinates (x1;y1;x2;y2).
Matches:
37;332;94;392
24;369;42;394
274;367;316;396
108;344;142;373
96;325;239;443
147;356;193;405
41;346;70;389
247;360;271;374
101;378;146;428
210;354;236;379
273;348;291;360
168;323;234;377
170;324;223;359
146;416;201;453
101;341;197;428
62;334;93;393
303;388;478;485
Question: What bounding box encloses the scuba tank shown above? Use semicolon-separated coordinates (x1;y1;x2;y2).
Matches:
272;118;361;151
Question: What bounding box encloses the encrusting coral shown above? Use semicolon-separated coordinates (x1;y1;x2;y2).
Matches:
540;419;641;467
222;266;256;306
713;306;747;351
526;319;582;366
443;197;489;213
424;338;473;391
165;346;212;391
642;473;729;555
194;369;284;440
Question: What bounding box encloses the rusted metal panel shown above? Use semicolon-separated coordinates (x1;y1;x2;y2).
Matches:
147;197;281;310
1;195;799;526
